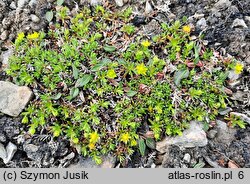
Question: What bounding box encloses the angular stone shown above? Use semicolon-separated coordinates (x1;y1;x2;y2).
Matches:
215;120;236;144
232;18;248;29
156;121;208;153
0;81;33;117
115;0;123;7
214;0;231;10
0;142;17;164
0;48;13;69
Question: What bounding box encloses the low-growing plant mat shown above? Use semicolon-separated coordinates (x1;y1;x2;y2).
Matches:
6;5;246;164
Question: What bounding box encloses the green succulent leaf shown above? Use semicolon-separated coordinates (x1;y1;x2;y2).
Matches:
72;64;79;79
70;87;79;100
145;138;156;149
127;90;137;97
138;139;146;156
75;75;93;88
103;45;116;52
174;68;189;86
51;93;62;100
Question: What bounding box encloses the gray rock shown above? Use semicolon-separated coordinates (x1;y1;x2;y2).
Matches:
183;153;191;163
232;18;248;29
17;0;29;8
29;0;37;8
0;142;17;164
115;0;124;7
90;0;102;5
9;2;17;10
156;121;208;153
0;30;8;41
0;134;6;142
69;155;116;168
214;0;231;10
145;1;153;14
215;120;236;144
0;48;13;69
0;143;7;160
203;156;222;168
30;14;40;23
4;142;17;164
207;129;217;139
0;81;33;117
230;112;250;125
196;18;207;30
245;16;250;25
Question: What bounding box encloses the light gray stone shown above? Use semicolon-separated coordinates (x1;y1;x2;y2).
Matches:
17;0;28;8
183;153;191;163
0;143;7;161
207;129;217;139
0;48;13;69
0;30;8;41
215;120;236;144
232;18;248;29
145;1;153;14
115;0;123;7
30;14;40;23
0;81;33;117
0;142;17;164
214;0;231;10
196;18;207;30
90;0;102;5
9;2;17;10
156;121;208;153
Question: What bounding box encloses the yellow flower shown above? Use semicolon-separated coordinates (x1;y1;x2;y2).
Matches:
89;131;99;143
141;40;151;47
234;62;244;74
106;69;117;79
27;32;40;40
88;143;96;150
16;32;25;42
130;139;137;146
136;63;148;75
182;25;191;34
120;132;130;144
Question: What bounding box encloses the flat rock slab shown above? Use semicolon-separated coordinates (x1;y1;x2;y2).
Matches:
0;81;33;117
156;121;208;153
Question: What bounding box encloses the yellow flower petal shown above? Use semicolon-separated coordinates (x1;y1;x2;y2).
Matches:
89;131;99;143
120;132;130;144
141;40;151;47
136;63;148;75
234;62;244;74
182;25;191;34
88;143;95;150
27;32;40;40
107;69;117;79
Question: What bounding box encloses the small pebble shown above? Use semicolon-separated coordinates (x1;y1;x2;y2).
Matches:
115;0;124;7
10;2;17;10
232;18;248;29
30;14;40;23
207;129;217;139
0;30;8;41
183;153;191;163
